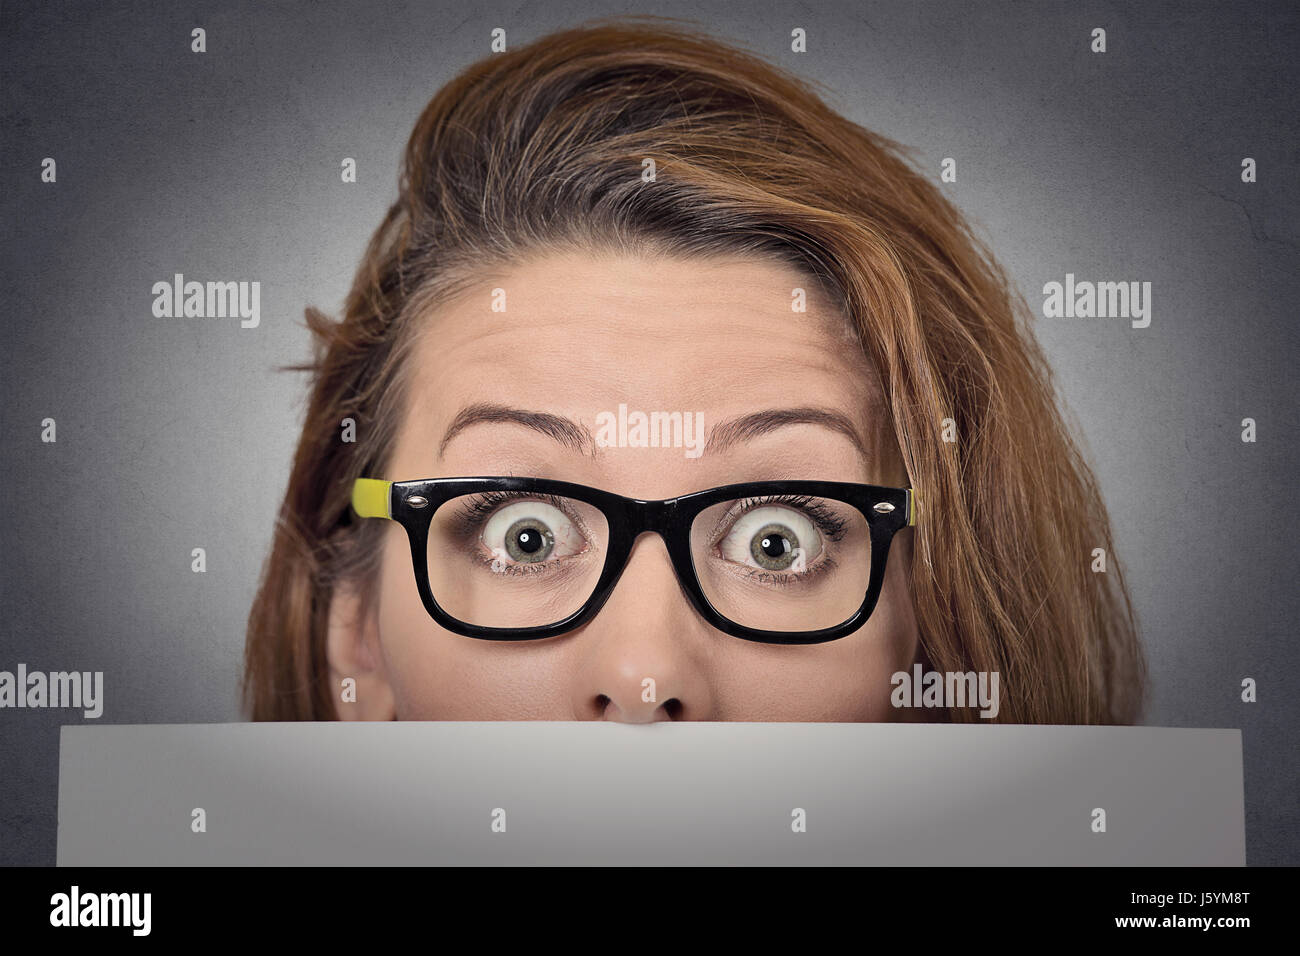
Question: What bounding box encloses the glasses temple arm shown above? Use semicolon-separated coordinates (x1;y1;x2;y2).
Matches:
352;478;394;520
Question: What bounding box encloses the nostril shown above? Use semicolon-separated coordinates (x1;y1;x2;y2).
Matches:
594;693;681;720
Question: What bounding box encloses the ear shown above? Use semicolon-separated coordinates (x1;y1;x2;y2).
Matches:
326;579;396;720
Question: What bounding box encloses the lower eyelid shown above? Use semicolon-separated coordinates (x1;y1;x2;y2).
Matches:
723;554;838;584
471;542;596;574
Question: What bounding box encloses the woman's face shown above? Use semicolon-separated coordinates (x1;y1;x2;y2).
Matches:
328;250;921;721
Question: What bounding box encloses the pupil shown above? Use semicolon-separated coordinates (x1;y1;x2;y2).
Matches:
503;518;555;563
750;522;800;571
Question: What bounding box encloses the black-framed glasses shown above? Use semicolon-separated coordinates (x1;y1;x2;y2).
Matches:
351;476;917;645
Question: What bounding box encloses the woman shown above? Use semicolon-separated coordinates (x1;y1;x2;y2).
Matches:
243;17;1145;724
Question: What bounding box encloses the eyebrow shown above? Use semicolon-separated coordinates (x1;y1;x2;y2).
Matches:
438;402;870;461
703;407;870;458
440;402;596;458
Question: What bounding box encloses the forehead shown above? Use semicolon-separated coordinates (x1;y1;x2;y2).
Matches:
405;249;878;409
389;249;895;488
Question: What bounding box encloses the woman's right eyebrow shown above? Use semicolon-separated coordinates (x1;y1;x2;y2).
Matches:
439;402;596;459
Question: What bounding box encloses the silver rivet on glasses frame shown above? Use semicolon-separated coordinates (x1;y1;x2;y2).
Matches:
872;502;895;514
407;496;429;509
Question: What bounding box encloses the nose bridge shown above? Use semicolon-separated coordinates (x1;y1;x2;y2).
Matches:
596;495;693;612
576;493;715;722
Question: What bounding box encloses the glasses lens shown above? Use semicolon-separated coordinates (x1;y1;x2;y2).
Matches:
426;492;609;629
689;494;872;633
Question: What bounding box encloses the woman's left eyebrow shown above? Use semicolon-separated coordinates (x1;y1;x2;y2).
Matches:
704;407;871;460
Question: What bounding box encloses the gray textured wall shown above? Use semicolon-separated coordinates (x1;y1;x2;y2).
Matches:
2;0;1296;865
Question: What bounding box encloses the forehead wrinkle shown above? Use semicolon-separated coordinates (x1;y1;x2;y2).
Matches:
406;253;889;474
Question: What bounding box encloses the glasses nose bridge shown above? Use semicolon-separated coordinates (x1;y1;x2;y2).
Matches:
624;495;678;539
612;496;696;602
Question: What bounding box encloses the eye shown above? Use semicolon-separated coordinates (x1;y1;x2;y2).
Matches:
718;505;824;573
480;500;587;566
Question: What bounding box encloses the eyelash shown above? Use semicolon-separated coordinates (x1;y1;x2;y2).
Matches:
709;495;849;546
449;490;574;531
447;491;847;582
447;491;592;576
710;495;847;585
732;556;839;587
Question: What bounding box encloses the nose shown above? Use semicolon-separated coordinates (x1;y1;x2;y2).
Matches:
570;531;715;721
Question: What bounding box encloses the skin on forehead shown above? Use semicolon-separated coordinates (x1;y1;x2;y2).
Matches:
392;248;900;492
335;248;919;723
